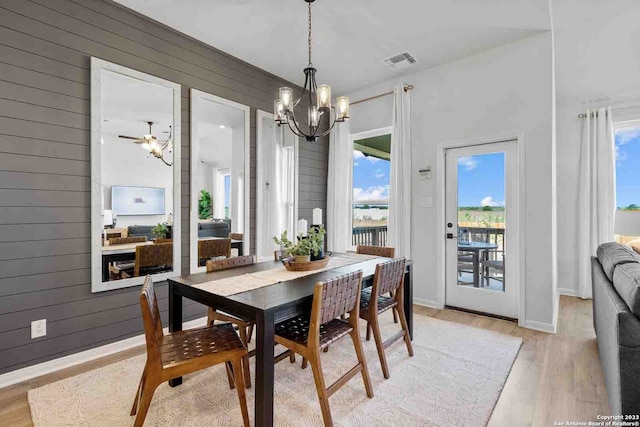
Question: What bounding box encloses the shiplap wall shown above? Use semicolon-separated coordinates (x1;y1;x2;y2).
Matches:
0;0;328;375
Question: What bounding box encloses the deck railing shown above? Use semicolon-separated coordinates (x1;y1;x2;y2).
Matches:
352;226;388;247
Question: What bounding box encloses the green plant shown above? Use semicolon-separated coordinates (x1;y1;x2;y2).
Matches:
273;225;326;258
198;189;213;220
152;223;168;239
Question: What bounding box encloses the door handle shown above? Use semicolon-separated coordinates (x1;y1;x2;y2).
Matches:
446;233;458;239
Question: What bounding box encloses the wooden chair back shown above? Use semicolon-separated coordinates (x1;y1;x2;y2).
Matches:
274;250;286;261
153;238;172;244
198;239;231;265
356;245;395;258
372;258;406;299
134;243;173;277
228;232;243;241
207;255;256;272
308;271;363;346
139;276;163;366
109;236;147;245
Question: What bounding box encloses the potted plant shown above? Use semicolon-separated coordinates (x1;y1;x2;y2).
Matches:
152;222;169;240
198;189;213;220
307;225;326;261
274;225;326;263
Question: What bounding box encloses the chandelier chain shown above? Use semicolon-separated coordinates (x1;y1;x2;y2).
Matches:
308;0;312;65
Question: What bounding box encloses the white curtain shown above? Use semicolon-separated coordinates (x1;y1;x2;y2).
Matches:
388;84;412;258
576;107;616;299
273;127;296;240
213;168;228;219
327;121;352;252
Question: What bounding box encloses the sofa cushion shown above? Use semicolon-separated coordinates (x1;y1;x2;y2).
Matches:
613;263;640;317
597;242;640;282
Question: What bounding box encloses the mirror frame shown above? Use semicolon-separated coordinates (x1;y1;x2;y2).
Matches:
255;110;299;262
90;57;182;293
189;89;250;273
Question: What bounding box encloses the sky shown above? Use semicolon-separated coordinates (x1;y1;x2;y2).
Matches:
615;125;640;209
457;152;505;207
352;150;390;203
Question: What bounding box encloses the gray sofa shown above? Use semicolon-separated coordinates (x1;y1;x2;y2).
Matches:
198;218;231;238
592;242;640;415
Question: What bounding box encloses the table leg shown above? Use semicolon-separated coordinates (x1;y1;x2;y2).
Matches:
168;282;183;387
403;264;413;340
473;251;480;288
238;242;244;256
254;310;275;427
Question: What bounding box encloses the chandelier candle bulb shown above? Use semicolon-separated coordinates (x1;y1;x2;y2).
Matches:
317;85;331;109
336;96;350;121
274;100;286;123
309;108;320;127
279;87;293;111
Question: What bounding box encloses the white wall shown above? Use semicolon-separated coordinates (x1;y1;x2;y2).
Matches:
346;32;557;330
231;126;245;233
553;0;640;296
101;134;173;229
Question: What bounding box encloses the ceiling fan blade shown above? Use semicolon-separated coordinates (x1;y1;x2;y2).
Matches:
118;135;140;140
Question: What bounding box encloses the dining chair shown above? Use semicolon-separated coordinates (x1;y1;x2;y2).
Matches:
206;255;255;387
228;232;244;241
130;276;250;427
198;238;231;266
482;250;505;289
153;238;172;244
360;257;413;379
275;271;373;426
206;255;295;387
356;245;398;323
111;242;173;279
108;236;147;245
274;250;286;261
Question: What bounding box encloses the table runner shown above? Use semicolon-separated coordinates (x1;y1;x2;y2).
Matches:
193;253;379;296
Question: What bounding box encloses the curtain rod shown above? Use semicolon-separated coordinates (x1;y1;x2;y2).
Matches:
350;85;414;106
577;103;640;118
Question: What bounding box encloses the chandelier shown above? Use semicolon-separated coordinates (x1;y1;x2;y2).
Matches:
274;0;349;142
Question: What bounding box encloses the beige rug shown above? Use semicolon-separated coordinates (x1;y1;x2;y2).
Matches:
28;314;521;426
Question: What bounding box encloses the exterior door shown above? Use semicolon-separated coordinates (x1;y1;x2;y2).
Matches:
444;140;519;319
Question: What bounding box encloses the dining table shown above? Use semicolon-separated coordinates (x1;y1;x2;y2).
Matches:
167;253;413;427
457;241;498;287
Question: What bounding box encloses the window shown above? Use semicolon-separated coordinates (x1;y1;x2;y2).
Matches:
614;123;640;244
351;131;391;247
224;174;231;219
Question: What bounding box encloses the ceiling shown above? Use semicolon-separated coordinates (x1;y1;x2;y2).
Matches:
114;0;551;94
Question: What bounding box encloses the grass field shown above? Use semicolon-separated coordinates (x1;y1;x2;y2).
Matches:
458;208;505;228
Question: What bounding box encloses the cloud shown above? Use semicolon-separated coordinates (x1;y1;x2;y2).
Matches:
353;186;389;203
616;126;640;146
458;156;478;170
481;196;504;207
616;145;628;164
375;169;385;179
354;149;382;164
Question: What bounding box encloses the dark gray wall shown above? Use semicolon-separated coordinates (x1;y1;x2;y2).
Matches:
0;0;327;375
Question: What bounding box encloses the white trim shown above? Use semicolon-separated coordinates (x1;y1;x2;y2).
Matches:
348;126;393;251
435;132;526;325
524;319;557;334
413;297;442;309
189;89;251;273
558;287;580;297
0;317;208;391
90;58;181;293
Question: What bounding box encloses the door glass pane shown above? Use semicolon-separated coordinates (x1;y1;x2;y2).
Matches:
456;152;506;291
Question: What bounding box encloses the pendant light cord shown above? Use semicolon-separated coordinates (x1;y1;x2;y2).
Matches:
308;1;312;66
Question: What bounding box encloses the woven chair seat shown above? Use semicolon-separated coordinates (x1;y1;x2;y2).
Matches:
159;323;246;367
359;288;398;318
275;315;353;350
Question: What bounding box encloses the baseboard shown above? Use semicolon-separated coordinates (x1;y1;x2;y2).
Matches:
558;287;579;297
0;316;208;390
524;318;557;334
413;297;442;309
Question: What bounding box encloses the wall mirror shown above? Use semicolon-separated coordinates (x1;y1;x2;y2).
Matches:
255;110;299;261
190;89;250;273
91;58;181;293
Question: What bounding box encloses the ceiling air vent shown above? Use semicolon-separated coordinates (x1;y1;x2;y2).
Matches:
384;51;417;70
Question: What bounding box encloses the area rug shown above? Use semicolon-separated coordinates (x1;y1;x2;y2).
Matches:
28;314;522;426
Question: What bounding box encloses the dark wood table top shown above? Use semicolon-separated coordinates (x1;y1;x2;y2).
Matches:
170;255;412;311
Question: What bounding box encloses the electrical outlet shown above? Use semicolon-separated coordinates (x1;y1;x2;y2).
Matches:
31;319;46;339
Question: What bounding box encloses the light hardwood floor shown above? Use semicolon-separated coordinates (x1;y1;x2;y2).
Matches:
0;296;608;426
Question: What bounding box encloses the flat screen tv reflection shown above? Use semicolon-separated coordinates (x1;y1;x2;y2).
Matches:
111;186;165;216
